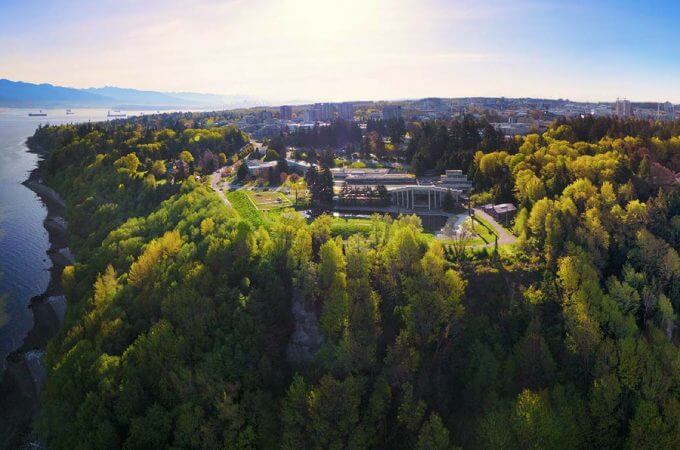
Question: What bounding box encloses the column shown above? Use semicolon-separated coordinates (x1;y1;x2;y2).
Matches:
428;190;431;210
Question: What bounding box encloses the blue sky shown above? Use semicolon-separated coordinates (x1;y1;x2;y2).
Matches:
1;0;679;102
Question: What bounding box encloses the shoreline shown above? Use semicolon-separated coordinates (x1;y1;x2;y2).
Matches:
0;144;70;448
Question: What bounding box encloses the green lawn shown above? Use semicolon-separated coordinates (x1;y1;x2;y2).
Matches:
329;216;374;238
472;215;498;244
226;190;264;226
247;190;292;211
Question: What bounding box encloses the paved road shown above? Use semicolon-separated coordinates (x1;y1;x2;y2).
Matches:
210;169;232;208
208;140;268;210
473;208;517;245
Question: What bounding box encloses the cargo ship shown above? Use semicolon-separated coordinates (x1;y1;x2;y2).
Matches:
107;110;126;118
66;109;75;115
28;110;47;117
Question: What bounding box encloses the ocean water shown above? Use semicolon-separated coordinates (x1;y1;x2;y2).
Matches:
0;108;165;372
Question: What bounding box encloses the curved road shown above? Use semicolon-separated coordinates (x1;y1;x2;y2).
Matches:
210;168;232;208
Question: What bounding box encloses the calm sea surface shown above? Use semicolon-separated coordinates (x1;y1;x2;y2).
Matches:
0;108;165;371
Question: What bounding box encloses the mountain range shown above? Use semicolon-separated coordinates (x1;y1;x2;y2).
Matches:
0;79;262;109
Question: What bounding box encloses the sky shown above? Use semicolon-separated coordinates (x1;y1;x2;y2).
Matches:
1;0;679;103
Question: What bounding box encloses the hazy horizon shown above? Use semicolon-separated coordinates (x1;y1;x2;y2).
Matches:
1;77;676;107
2;0;680;103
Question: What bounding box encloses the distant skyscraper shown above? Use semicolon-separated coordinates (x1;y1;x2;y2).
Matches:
280;105;292;120
304;103;332;122
382;105;402;120
338;102;354;120
303;108;318;122
663;101;675;116
615;98;632;118
317;103;334;121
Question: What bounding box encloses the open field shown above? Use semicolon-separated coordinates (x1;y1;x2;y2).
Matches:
247;190;292;211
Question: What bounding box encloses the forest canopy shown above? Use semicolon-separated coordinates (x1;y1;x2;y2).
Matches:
30;115;680;449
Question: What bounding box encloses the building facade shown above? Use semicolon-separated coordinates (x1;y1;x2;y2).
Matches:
338;102;355;120
280;105;292;120
331;168;463;211
246;160;278;177
615;98;632;118
382;105;402;120
439;169;472;193
303;107;318;123
318;103;334;121
481;203;517;225
344;173;416;185
389;185;457;210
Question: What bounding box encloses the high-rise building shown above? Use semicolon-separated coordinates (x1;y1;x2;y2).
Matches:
615;98;632;118
304;103;334;122
338;102;355;120
663;101;675;116
280;105;292;120
382;104;402;120
317;103;334;121
303;108;318;123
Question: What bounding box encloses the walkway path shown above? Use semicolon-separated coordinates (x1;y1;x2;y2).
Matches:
473;208;517;245
208;140;265;209
210;168;232;208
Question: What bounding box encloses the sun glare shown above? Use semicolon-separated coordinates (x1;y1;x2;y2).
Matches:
278;0;381;38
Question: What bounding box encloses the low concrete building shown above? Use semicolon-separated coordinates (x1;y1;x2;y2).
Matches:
246;160;278;177
439;169;472;192
345;173;415;185
332;167;463;211
389;185;460;210
285;159;313;176
481;203;517;224
330;168;390;180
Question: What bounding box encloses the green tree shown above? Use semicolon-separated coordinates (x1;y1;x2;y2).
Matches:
416;413;451;450
114;153;141;172
236;162;248;180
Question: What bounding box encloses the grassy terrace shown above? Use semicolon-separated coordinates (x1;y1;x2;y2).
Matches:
248;190;292;210
222;185;511;254
226;190;265;227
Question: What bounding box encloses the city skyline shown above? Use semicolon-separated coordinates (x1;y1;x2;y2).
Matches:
1;0;680;103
